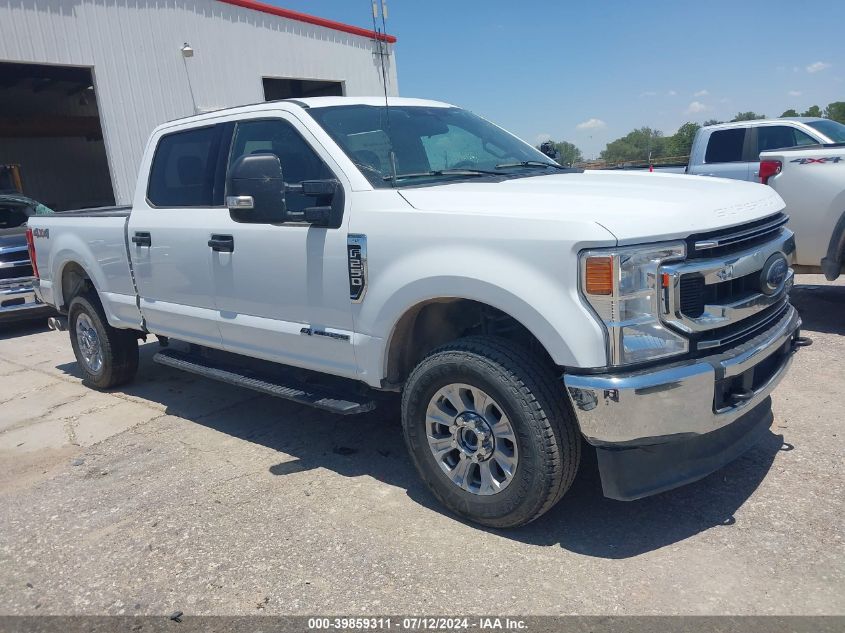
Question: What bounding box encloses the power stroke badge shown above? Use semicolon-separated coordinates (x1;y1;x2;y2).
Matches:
347;234;367;303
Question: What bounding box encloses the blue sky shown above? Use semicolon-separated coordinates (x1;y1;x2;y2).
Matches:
271;1;844;158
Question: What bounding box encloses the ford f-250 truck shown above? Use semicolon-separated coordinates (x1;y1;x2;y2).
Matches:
28;97;808;527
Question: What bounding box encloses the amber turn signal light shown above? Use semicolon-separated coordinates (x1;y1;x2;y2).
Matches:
585;256;614;295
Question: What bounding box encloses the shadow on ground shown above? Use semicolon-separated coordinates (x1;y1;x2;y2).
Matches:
51;336;791;560
790;282;845;335
0;318;49;340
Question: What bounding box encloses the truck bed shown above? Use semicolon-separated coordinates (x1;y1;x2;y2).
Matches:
28;209;143;328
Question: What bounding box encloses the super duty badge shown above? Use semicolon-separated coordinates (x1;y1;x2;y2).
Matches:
347;234;367;303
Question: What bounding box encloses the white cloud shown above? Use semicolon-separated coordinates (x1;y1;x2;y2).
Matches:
693;89;709;97
667;90;677;96
788;90;802;97
576;118;606;130
685;101;710;115
806;61;831;74
640;91;657;97
534;133;552;144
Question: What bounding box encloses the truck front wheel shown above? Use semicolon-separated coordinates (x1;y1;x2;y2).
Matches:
401;336;581;528
68;294;139;389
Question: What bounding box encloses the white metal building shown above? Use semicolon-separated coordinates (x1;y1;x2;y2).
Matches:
0;0;398;209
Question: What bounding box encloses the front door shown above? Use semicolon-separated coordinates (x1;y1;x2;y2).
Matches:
210;114;358;379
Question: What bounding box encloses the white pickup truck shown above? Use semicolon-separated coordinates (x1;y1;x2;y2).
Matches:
758;143;845;280
28;97;808;527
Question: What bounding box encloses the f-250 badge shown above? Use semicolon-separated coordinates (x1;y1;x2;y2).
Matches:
347;234;367;303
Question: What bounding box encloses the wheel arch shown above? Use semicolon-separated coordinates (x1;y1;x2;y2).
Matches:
380;290;584;387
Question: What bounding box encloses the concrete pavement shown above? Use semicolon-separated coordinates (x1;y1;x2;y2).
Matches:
0;275;842;615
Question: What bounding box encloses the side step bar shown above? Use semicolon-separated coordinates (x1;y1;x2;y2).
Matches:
153;349;376;415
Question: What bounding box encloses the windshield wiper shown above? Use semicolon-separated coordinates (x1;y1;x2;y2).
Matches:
495;161;566;170
383;168;505;182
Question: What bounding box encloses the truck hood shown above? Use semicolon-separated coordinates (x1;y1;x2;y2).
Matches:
398;170;785;244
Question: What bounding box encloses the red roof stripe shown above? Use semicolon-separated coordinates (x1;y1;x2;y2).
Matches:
216;0;397;43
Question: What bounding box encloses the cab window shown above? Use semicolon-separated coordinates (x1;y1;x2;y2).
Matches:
227;119;333;214
147;126;224;207
757;126;818;152
705;129;746;163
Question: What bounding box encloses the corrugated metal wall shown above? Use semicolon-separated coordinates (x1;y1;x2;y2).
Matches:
0;0;399;205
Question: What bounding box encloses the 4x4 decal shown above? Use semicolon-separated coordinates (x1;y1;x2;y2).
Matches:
790;156;842;164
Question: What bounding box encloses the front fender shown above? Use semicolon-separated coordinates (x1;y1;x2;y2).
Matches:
353;243;609;385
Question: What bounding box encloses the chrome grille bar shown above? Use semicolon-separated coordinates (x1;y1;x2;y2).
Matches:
693;213;788;252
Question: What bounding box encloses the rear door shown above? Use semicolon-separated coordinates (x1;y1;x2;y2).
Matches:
209;113;358;378
698;127;753;181
128;123;231;347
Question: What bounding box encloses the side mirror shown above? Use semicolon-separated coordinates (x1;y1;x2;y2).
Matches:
227;153;286;223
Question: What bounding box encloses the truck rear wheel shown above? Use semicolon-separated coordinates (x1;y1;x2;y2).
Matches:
68;294;139;389
401;336;580;528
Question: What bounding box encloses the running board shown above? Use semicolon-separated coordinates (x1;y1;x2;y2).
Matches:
153;349;375;415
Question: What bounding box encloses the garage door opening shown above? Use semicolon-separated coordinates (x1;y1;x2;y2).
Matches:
0;61;115;211
263;77;344;101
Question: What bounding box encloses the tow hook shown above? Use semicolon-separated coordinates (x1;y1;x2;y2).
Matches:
47;316;67;332
792;336;813;350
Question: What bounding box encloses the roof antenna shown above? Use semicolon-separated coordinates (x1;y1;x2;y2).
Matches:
371;1;397;185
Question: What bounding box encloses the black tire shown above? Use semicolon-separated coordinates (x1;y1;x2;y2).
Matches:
68;293;139;389
401;336;581;528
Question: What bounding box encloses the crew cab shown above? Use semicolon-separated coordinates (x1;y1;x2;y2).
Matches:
758;143;845;280
28;97;807;527
687;117;845;182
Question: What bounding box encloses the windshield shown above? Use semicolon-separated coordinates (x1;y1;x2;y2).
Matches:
807;119;845;143
307;105;561;187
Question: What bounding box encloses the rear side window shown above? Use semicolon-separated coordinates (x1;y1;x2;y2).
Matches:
147;126;223;207
757;126;818;152
705;129;746;163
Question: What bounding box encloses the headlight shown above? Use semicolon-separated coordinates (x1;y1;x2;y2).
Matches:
579;242;688;366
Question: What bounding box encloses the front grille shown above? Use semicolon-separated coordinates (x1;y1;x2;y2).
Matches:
686;212;788;259
679;276;705;317
0;246;28;264
0;264;33;280
680;269;762;318
693;300;790;353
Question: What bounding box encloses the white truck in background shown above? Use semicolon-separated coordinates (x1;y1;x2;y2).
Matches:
27;97;807;527
758;143;845;280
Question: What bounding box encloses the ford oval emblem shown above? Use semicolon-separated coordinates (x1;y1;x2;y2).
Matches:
760;253;788;295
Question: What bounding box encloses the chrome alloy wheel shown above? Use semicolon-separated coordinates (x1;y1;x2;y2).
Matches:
75;313;104;374
425;383;518;495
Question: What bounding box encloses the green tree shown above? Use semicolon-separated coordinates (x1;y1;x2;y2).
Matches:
823;101;845;123
553;140;583;166
702;119;723;126
666;122;700;157
731;111;766;122
801;105;822;117
780;109;799;117
600;127;666;163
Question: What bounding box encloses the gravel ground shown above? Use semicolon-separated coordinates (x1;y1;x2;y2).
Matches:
0;274;842;616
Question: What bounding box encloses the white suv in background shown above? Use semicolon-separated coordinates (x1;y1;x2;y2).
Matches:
687;117;845;181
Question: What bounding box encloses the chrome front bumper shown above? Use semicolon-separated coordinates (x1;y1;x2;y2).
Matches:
0;277;53;321
564;304;802;447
